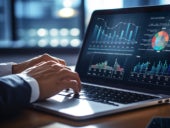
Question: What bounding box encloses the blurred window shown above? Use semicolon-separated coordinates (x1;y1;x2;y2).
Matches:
13;0;84;48
84;0;123;26
1;0;170;49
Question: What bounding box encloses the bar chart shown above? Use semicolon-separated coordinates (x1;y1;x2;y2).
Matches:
93;18;139;42
87;57;124;80
88;18;140;53
129;60;170;86
133;60;170;75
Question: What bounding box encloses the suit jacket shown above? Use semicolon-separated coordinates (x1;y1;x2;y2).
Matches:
0;74;31;115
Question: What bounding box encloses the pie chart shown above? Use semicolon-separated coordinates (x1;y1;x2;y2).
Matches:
151;31;169;51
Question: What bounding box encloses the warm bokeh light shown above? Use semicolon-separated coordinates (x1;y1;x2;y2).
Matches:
57;7;77;18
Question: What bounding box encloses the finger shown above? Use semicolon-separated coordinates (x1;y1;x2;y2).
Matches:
41;53;66;65
51;63;71;71
56;69;81;91
57;69;81;83
34;61;46;66
53;57;66;65
26;61;57;75
42;68;81;92
61;80;80;93
27;54;61;66
37;60;59;69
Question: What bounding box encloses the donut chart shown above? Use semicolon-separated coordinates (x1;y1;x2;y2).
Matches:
151;31;169;51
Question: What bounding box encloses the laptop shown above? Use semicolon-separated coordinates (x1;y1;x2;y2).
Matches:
32;5;170;120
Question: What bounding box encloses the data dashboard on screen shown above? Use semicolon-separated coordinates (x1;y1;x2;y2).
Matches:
76;6;170;89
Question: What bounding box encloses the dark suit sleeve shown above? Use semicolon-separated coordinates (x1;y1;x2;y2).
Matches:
0;74;31;115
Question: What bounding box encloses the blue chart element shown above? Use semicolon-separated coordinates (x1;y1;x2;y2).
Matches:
92;18;139;43
133;60;170;75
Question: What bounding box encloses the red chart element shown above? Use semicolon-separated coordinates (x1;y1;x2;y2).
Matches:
151;31;169;51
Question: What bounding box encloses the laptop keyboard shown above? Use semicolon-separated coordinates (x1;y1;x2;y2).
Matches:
59;85;157;106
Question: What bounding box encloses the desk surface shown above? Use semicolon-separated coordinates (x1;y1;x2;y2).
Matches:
0;104;170;128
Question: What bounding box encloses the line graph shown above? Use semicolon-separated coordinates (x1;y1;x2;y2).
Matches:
88;18;140;53
92;18;140;43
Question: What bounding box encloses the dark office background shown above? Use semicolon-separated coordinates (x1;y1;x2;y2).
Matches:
0;0;170;65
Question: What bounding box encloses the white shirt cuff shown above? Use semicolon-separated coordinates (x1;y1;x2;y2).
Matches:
17;74;40;103
0;62;15;77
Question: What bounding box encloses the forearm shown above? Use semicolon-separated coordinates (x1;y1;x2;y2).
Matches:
0;62;40;103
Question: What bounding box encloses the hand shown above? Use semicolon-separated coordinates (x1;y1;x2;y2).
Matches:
22;61;81;100
12;53;66;74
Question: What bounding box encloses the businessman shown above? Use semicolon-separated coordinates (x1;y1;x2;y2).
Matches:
0;54;81;116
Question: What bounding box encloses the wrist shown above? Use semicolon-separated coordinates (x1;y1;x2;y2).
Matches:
12;63;25;74
17;73;40;103
12;63;18;74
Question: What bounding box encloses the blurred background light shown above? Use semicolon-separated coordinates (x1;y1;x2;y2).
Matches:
57;7;77;18
50;39;59;47
49;28;58;37
70;39;81;47
59;28;69;36
37;28;48;37
60;39;69;47
70;28;80;36
38;39;48;47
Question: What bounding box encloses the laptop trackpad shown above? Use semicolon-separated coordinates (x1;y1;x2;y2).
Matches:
33;95;118;119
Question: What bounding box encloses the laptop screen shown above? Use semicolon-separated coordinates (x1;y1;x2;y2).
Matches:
76;5;170;92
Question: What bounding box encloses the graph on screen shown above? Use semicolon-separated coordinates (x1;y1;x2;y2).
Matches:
88;18;140;53
151;31;169;51
93;18;139;42
87;56;125;80
129;60;170;86
132;60;170;75
140;16;170;52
